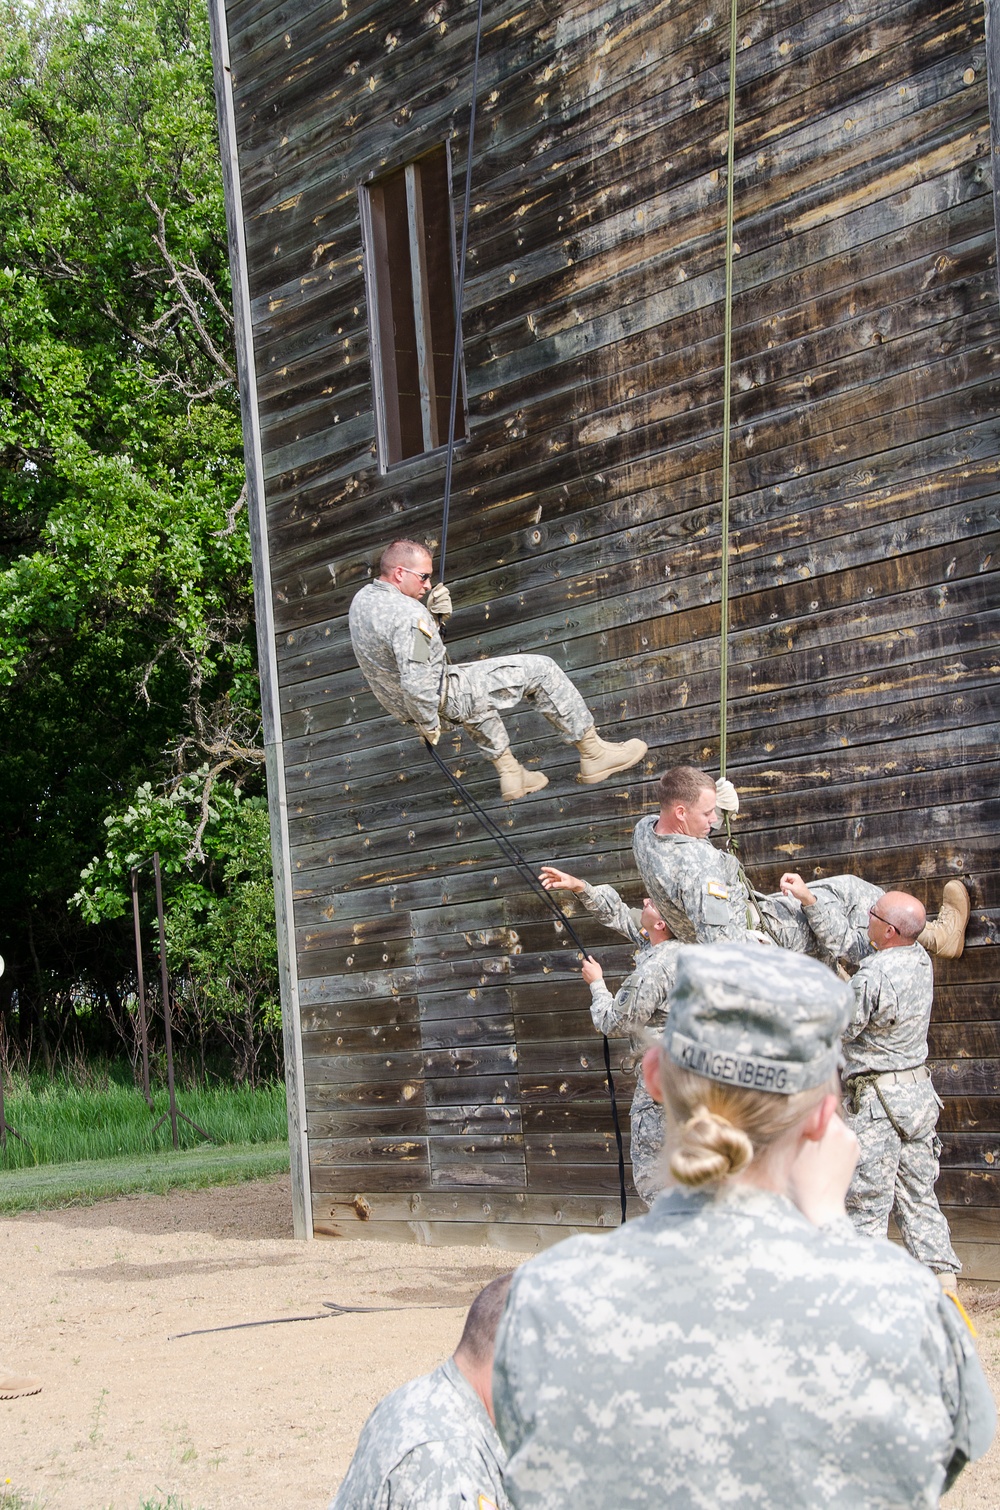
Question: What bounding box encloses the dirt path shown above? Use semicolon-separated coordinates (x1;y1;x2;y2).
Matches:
2;1176;513;1509
2;1176;998;1509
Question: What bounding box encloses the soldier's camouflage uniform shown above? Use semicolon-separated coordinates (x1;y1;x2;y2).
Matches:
632;816;881;965
328;1356;510;1509
349;580;591;758
493;1186;995;1508
843;941;960;1275
577;881;679;1205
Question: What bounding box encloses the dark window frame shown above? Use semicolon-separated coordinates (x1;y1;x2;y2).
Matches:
359;141;468;472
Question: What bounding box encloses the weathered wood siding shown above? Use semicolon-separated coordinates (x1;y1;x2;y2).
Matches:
215;0;1000;1269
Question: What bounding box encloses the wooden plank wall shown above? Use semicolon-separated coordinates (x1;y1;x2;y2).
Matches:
220;0;1000;1269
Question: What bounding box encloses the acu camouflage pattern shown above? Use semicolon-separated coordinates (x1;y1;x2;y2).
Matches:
440;653;591;759
577;882;679;1204
349;581;591;757
349;579;447;738
666;943;852;1095
842;940;934;1079
576;880;645;947
492;1186;996;1509
632;817;880;966
804;873;883;968
843;942;960;1274
328;1357;510;1510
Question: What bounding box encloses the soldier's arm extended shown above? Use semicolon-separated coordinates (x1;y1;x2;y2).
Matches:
387;614;444;739
539;867;644;946
578;880;643;944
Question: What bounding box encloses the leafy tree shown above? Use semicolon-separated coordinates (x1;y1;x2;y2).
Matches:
73;778;281;1084
0;0;270;1071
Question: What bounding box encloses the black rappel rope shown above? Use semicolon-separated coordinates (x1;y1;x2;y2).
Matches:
168;1299;465;1342
438;0;486;590
424;740;628;1224
424;0;627;1221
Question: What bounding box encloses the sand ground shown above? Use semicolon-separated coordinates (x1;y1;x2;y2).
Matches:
2;1174;998;1509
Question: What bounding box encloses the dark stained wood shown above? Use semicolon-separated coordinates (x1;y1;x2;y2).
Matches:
217;0;1000;1267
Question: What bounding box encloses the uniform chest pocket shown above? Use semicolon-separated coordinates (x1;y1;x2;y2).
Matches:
703;882;730;926
410;625;433;663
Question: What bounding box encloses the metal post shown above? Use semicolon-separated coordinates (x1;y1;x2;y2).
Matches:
130;868;153;1109
146;853;215;1148
152;852;180;1149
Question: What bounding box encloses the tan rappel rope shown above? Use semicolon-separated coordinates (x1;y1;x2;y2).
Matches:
719;0;738;793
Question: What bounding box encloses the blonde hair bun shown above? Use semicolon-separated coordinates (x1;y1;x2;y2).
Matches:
669;1104;753;1187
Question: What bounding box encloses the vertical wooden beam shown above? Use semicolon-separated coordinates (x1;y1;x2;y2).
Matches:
360;181;403;469
406;161;438;450
986;0;1000;305
207;0;312;1239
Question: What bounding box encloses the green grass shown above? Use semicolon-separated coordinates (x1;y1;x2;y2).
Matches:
0;1069;286;1170
0;1489;45;1510
0;1140;289;1213
0;1484;203;1509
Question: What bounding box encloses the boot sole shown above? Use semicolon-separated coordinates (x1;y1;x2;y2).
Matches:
576;747;647;785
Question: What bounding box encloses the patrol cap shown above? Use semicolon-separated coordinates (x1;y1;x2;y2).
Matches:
664;943;852;1095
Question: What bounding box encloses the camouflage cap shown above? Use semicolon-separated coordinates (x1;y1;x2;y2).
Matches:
664;943;852;1095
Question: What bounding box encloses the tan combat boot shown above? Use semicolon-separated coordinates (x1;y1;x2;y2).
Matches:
936;1272;960;1298
0;1373;42;1399
918;880;970;959
491;749;549;801
575;726;648;785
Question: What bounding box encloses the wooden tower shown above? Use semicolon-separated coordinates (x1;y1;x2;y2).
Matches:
210;0;1000;1274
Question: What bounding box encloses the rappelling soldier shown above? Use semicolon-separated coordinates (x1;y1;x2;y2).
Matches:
349;539;647;800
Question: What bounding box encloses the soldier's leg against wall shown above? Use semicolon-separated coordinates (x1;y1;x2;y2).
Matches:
844;1090;900;1238
629;1083;665;1209
893;1131;962;1275
467;654;593;741
440;667;512;759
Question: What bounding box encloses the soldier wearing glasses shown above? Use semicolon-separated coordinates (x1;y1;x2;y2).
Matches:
349;539;646;800
785;876;961;1287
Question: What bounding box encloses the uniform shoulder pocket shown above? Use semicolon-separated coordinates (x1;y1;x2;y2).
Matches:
703;880;730;926
410;624;433;663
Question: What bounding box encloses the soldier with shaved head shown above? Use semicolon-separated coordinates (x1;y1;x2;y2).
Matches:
840;885;962;1285
349;539;647;801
